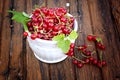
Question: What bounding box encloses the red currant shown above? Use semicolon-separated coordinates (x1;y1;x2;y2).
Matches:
92;36;97;41
23;32;28;37
102;61;106;66
89;57;94;61
77;63;83;68
31;34;36;40
70;43;74;48
93;59;98;64
85;58;90;64
72;60;78;65
87;35;93;41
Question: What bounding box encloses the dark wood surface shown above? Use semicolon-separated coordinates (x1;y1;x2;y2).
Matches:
0;0;120;80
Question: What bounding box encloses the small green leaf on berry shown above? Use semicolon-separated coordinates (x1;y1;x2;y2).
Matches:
68;30;78;40
22;12;30;18
57;40;71;53
96;37;102;42
52;34;65;41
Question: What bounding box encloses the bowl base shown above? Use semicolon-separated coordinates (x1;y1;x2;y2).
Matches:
33;52;68;63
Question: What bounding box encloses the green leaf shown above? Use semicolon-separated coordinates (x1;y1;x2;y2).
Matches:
52;34;65;41
57;40;71;53
8;10;30;31
22;12;30;18
68;30;78;40
96;37;102;42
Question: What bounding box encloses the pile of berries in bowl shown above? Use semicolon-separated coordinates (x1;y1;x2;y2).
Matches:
24;7;77;40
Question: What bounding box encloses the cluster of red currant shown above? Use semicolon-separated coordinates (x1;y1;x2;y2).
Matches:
66;35;106;68
23;7;74;40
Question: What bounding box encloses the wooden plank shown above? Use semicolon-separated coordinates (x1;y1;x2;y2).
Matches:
0;0;11;80
88;0;120;80
8;0;27;80
109;0;120;37
46;0;76;80
26;0;50;80
72;0;102;80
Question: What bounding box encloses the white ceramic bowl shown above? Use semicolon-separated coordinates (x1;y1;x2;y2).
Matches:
27;13;78;63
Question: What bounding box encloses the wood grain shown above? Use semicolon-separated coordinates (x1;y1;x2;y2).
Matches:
8;0;26;79
109;0;120;38
73;0;102;80
89;0;120;80
26;0;49;80
0;0;11;80
0;0;120;80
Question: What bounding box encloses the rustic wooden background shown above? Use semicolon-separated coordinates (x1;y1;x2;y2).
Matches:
0;0;120;80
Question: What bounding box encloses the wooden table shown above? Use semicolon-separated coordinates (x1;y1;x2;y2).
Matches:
0;0;120;80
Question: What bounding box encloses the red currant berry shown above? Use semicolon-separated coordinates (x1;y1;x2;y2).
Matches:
102;61;106;66
70;43;74;48
31;34;36;40
63;28;69;34
97;42;102;48
29;27;34;31
53;26;59;31
87;35;93;41
23;32;28;37
85;58;90;64
32;17;38;22
97;61;102;67
27;21;32;27
83;44;87;49
89;57;94;61
101;45;106;50
70;17;74;23
66;52;74;57
93;59;98;64
77;63;83;68
38;17;42;22
78;46;84;50
92;36;97;41
72;60;78;65
85;51;91;56
60;17;67;23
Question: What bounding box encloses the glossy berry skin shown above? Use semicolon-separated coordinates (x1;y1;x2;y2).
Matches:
97;62;102;67
85;58;90;64
77;63;83;68
23;32;28;37
72;60;78;65
97;43;105;50
101;45;106;50
66;51;74;56
30;34;36;40
70;43;74;48
89;57;94;61
92;36;97;41
102;61;106;66
87;35;93;41
78;47;84;50
27;21;32;27
93;59;98;64
85;51;91;56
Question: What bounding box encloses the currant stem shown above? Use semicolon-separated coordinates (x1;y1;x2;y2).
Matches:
54;12;61;24
91;50;96;55
80;52;90;58
72;56;85;63
99;51;103;62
